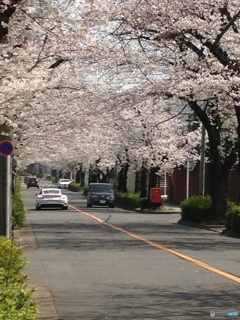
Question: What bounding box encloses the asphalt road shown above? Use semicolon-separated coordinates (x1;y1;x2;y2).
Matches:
22;181;240;320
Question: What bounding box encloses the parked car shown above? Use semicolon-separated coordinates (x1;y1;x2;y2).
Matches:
27;176;39;189
87;183;115;208
57;179;72;189
35;188;68;210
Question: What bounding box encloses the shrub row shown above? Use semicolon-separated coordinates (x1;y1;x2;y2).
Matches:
180;195;240;233
0;236;38;319
180;195;212;223
12;179;25;229
68;182;89;195
82;185;89;196
81;186;152;210
225;204;240;233
68;181;82;192
46;176;56;183
115;192;148;210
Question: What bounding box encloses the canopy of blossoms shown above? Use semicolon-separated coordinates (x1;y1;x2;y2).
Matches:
1;0;239;180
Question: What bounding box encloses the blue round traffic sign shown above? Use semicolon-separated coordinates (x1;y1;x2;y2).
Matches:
0;140;13;156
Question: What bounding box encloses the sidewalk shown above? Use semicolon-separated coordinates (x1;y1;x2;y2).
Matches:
14;221;58;320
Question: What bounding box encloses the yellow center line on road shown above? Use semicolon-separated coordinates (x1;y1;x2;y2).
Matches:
69;204;240;284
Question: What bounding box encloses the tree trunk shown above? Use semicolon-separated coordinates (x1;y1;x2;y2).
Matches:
148;167;159;199
134;170;140;193
234;106;240;174
188;100;238;220
118;163;129;192
140;165;148;198
80;171;85;187
207;128;237;221
208;161;229;221
88;167;94;183
76;169;81;183
90;170;98;183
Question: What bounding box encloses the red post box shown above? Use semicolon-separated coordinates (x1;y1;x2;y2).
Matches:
150;187;162;204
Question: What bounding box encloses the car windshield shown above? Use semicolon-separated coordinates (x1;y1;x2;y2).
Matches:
90;184;113;193
43;189;60;195
61;179;70;182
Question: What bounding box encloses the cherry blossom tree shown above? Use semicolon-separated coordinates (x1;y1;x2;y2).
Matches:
78;0;240;219
1;1;194;170
3;0;239;221
0;0;98;171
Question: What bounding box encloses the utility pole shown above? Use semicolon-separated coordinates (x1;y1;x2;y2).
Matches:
0;121;13;237
184;157;194;199
199;125;206;196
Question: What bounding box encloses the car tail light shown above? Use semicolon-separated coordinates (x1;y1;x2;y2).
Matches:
38;195;45;199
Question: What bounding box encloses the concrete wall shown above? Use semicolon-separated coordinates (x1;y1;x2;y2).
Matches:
127;170;135;193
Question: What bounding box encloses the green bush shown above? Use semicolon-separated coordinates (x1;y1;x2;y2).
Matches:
82;185;89;196
51;176;56;183
225;204;240;233
68;181;81;192
115;192;148;210
0;236;25;274
46;176;56;183
180;195;212;223
0;237;38;319
12;180;25;230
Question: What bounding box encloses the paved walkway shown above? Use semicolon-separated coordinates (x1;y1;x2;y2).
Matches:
14;222;58;320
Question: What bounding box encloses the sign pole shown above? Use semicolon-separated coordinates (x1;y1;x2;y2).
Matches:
6;155;12;238
0;122;13;237
0;154;7;235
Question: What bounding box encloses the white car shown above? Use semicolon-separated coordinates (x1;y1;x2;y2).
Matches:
57;179;72;189
36;188;68;210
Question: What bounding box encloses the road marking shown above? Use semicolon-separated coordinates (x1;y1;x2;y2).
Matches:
69;204;240;284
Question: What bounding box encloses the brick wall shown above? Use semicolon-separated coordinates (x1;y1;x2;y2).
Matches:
169;164;240;204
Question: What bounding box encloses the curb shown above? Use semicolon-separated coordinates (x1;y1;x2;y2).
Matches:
178;219;225;234
135;205;182;215
222;229;240;239
28;285;58;320
136;210;181;214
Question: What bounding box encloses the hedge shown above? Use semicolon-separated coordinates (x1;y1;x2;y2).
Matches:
0;237;38;320
180;195;212;223
225;204;240;233
181;195;240;233
12;179;25;229
68;181;81;192
115;192;148;210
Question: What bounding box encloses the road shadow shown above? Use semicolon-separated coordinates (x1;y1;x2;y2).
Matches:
56;285;240;320
28;220;240;253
